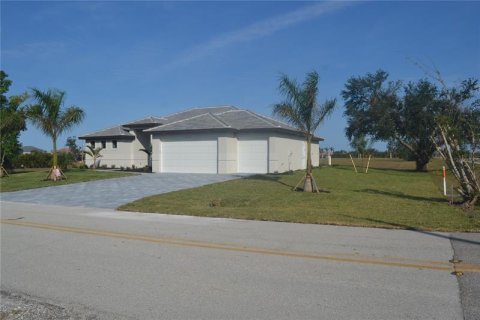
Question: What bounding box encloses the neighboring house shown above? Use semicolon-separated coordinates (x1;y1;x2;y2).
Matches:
79;106;322;174
57;147;71;154
22;146;46;154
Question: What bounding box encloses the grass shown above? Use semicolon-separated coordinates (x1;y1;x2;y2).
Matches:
119;159;480;232
0;168;135;192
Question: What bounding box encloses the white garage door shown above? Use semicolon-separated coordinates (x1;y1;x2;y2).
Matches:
238;139;268;173
161;135;218;173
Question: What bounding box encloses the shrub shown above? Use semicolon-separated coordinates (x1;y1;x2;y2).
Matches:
14;151;52;168
57;152;75;170
111;164;116;169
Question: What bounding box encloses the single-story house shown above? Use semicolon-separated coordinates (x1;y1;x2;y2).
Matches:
79;106;322;174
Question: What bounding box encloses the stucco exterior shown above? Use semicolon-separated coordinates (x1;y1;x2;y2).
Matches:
80;106;324;173
85;139;133;168
149;131;319;174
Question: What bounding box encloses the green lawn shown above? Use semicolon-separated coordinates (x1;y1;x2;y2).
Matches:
119;162;480;232
0;168;135;192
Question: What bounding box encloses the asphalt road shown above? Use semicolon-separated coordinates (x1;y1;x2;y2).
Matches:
1;201;478;320
450;232;480;320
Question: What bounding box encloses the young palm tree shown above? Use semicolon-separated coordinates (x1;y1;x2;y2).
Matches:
273;71;336;192
27;88;85;179
83;145;103;169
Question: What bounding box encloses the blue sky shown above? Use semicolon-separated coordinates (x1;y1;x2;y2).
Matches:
2;1;479;151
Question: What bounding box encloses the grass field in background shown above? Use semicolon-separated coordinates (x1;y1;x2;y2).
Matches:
0;168;134;192
120;159;480;232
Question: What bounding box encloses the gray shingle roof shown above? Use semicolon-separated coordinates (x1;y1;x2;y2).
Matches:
123;116;165;127
145;108;312;135
145;113;230;132
79;125;134;139
161;106;238;124
80;105;323;141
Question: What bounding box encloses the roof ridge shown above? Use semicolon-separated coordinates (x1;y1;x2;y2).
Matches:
213;109;240;116
123;115;166;125
208;112;231;128
245;110;281;128
145;113;213;132
257;113;294;129
162;106;237;119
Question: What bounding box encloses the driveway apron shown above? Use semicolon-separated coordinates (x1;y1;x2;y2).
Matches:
0;173;239;208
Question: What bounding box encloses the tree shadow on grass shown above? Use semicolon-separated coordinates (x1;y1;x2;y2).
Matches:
336;214;480;246
242;174;296;189
355;188;446;203
242;174;331;193
331;165;429;175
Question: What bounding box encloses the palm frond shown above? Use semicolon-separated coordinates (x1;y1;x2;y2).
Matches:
312;98;336;132
278;74;302;109
58;107;85;135
273;103;305;131
274;71;336;137
27;87;84;141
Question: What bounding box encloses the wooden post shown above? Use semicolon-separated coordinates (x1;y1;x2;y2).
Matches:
349;154;358;173
365;155;372;173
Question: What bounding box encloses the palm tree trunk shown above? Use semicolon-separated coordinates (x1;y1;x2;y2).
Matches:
304;135;313;192
52;138;58;167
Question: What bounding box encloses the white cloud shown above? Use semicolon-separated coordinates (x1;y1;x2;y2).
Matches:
170;1;355;68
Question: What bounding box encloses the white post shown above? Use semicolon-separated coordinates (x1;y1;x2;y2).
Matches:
327;155;332;166
442;166;447;196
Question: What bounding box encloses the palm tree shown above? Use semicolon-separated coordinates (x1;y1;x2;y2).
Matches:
83;145;103;169
273;71;336;192
27;88;85;179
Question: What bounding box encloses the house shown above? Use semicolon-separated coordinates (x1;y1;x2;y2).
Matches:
79;106;322;174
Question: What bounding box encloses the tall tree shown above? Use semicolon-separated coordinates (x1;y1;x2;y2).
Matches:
342;70;439;171
66;136;82;161
273;71;336;192
433;77;479;208
0;71;27;173
27;88;85;178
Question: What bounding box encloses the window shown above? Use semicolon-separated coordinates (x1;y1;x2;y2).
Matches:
101;141;106;149
90;141;95;148
112;140;117;149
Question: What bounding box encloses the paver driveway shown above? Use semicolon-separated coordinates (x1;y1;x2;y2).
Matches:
0;173;239;208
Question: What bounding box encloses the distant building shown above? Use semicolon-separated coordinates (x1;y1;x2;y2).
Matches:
22;146;46;154
57;147;71;154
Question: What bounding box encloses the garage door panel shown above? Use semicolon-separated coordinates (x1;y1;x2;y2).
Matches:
238;139;268;173
161;136;217;173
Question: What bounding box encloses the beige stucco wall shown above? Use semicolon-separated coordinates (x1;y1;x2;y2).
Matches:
269;133;305;173
217;133;237;174
311;140;320;167
269;134;321;173
149;130;321;174
130;130;150;168
84;140;132;168
151;133;162;173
